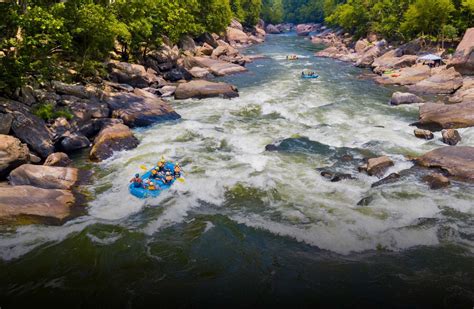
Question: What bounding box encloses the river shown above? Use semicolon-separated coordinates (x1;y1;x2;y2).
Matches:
0;33;473;307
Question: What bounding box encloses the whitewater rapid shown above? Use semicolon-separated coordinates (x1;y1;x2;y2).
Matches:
1;34;473;260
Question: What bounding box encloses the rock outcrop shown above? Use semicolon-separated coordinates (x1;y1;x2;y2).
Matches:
371;50;418;74
422;173;450;189
296;24;313;36
105;88;180;127
175;80;239;100
414;129;434;140
418;101;474;129
89;123;139;161
184;56;247;76
449;77;474;103
0;113;13;134
0;185;75;221
408;67;463;94
226;27;249;44
416;146;474;181
390;92;423;105
449;28;474;75
266;24;280;34
364;156;394;177
375;64;431;85
9;164;79;190
0;135;30;178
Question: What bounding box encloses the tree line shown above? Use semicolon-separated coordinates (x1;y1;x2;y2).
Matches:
262;0;473;41
0;0;262;95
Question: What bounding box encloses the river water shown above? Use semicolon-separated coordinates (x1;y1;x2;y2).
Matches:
1;34;473;307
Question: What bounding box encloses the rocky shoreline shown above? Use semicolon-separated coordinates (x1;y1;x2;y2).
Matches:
0;19;266;223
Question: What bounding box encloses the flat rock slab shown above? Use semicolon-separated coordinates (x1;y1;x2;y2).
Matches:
408;67;463;94
418;101;474;129
105;88;180;127
0;185;74;221
375;65;431;86
89;123;139;161
175;80;239;100
9;164;79;190
416;146;474;182
185;57;247;76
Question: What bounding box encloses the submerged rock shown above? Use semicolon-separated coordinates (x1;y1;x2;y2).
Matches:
9;164;79;190
366;156;394;178
442;129;461;146
371;172;401;187
422;173;450;189
390;92;423;105
174;80;239;100
416;146;474;182
89;123;139;162
0;135;30;179
0;185;75;221
417;101;474;129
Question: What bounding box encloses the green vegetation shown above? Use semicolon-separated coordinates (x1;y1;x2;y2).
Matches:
0;0;263;95
32;103;73;121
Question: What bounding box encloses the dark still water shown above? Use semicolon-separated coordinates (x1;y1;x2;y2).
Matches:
0;34;473;308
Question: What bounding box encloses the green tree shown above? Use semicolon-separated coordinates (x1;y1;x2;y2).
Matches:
230;0;245;20
195;0;233;33
241;0;262;26
261;0;284;24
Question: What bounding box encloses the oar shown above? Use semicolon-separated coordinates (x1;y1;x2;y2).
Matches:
140;165;148;171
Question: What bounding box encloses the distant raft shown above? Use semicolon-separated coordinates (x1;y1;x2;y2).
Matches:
287;55;299;60
301;71;319;79
129;161;178;199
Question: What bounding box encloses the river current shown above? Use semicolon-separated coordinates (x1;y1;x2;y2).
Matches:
0;34;473;307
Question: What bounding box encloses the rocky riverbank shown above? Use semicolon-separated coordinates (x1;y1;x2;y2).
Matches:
0;19;266;223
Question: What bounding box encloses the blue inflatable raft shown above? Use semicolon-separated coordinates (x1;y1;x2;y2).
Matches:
129;161;178;199
301;74;319;79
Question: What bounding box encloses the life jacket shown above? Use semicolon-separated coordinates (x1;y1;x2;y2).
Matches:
165;175;173;182
132;177;142;183
174;166;181;173
148;182;156;190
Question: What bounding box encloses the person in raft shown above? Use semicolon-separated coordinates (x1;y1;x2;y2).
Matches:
130;174;144;188
150;168;160;179
163;171;174;184
174;164;181;178
146;179;158;191
156;159;166;174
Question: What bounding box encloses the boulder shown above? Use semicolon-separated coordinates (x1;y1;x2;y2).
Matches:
390;92;424;105
366;156;394;177
174;80;239;100
226;27;249;43
44;152;72;167
0;185;75;221
0;135;29;178
408;67;463;94
20;85;36;106
60;133;90;152
0;113;13;134
178;35;196;52
296;24;313;36
52;81;101;99
266;24;281;34
230;19;244;31
371;172;401;188
418;101;474;129
442;129;461;146
375;64;431;85
197;43;214;56
371;50;418;74
158;85;177;97
416;146;474;181
414;129;434;140
9;164;78;190
105;88;181;127
355;45;382;68
184;56;247;76
254;26;266;37
422;173;450;189
89;123;139;161
163;67;192;82
449;77;474;103
196;32;218;48
188;67;212;79
0;98;54;158
108;61;161;88
395;39;423;56
355;39;369;54
449;28;474;75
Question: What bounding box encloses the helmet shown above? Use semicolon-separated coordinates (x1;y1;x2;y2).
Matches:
158;161;164;166
135;174;139;177
166;171;171;175
151;169;157;174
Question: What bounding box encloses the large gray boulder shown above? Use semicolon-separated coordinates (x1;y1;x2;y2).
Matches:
184;56;247;76
0;98;54;158
0;135;30;179
418;101;474;129
108;61;161;88
175;80;239;100
266;24;281;34
408;67;463;94
44;152;72;167
105;88;181;127
449;28;474;75
390;92;424;105
9;164;79;190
